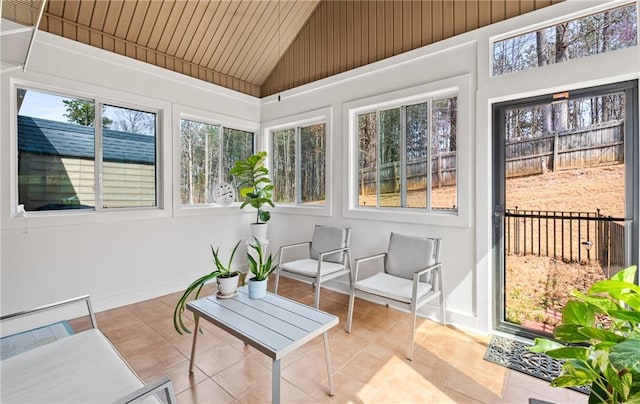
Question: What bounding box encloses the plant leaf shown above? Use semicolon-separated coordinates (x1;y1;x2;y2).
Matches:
562;300;595;327
571;291;617;314
554;324;591;343
608;309;640;324
611;265;637;283
545;346;589;361
590;280;640;297
529;338;564;353
609;340;640;373
578;326;627;343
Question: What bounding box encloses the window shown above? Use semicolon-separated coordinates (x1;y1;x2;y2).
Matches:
271;122;326;205
180;118;254;205
493;3;637;76
17;88;157;212
357;95;457;212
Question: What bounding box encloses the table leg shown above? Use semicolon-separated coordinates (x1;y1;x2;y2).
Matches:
323;331;335;396
188;314;200;374
272;358;281;404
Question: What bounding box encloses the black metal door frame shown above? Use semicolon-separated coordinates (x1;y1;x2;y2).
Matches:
492;80;639;340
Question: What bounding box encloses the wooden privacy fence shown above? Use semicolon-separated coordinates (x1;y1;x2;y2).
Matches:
506;121;624;178
360;151;456;195
504;208;627;271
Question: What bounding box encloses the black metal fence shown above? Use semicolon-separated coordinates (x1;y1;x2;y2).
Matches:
504;208;626;269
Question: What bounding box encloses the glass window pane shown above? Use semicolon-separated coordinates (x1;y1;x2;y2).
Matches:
300;123;325;204
379;108;401;207
358;112;377;207
180;119;220;205
431;97;457;211
102;104;157;208
493;3;637;76
17;88;95;211
406;102;429;208
222;128;254;199
272;128;296;203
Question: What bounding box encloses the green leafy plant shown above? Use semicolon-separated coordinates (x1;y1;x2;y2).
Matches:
229;151;274;224
173;240;242;334
530;265;640;403
247;237;278;281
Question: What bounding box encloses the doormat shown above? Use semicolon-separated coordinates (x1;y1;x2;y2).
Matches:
483;335;589;395
1;320;74;360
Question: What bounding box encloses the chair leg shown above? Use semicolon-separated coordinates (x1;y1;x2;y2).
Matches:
406;306;417;361
274;269;280;295
314;282;321;309
346;291;355;333
440;293;446;326
439;270;446;325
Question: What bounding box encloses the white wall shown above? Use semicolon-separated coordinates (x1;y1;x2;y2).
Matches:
1;30;261;314
261;0;640;333
2;0;638;335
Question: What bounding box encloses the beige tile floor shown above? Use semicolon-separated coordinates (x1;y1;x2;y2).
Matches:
96;277;587;404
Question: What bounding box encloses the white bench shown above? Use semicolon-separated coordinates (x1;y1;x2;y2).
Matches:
1;296;176;404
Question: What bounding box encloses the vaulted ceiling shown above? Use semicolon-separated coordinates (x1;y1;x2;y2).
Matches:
2;0;562;98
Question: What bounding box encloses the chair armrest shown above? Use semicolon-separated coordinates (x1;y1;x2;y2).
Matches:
0;295;97;330
413;262;442;278
316;247;352;278
112;376;176;404
317;246;350;259
411;262;443;300
278;241;312;266
353;252;387;282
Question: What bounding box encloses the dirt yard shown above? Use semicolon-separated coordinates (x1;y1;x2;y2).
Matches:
361;164;625;216
504;164;625;329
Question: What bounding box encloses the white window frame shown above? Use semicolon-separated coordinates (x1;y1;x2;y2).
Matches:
343;75;471;227
7;78;171;229
489;0;638;78
263;107;332;217
173;104;259;217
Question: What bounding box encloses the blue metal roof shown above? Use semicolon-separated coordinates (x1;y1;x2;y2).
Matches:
18;115;155;165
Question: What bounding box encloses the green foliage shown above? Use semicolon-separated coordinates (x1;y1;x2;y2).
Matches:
530;266;640;403
62;99;112;127
229;151;274;223
247;238;278;281
173;240;242;335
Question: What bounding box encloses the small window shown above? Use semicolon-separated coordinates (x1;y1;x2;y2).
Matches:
357;96;457;212
17;88;158;212
493;3;637;76
271;122;326;205
179;118;254;205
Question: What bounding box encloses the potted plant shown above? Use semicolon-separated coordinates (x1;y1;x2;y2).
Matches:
246;237;278;299
173;240;242;334
530;265;640;403
229;151;274;242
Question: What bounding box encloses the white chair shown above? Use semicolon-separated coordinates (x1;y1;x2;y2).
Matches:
275;225;352;309
346;232;445;360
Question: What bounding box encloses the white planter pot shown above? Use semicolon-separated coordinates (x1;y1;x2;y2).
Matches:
248;277;268;299
249;223;268;243
217;274;239;296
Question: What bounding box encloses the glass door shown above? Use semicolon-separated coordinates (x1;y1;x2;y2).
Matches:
493;80;638;338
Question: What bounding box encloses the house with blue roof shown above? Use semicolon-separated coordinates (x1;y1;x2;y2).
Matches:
18;115;156;211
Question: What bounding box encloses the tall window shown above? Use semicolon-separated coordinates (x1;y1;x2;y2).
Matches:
180;118;253;205
358;96;457;212
272;122;326;205
493;3;637;76
17;88;157;212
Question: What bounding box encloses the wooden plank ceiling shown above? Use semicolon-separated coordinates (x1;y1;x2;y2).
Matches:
2;1;561;98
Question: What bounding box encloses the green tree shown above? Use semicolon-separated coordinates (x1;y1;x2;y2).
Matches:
62;99;112;127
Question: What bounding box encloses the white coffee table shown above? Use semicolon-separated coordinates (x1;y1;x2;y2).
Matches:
186;286;338;403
